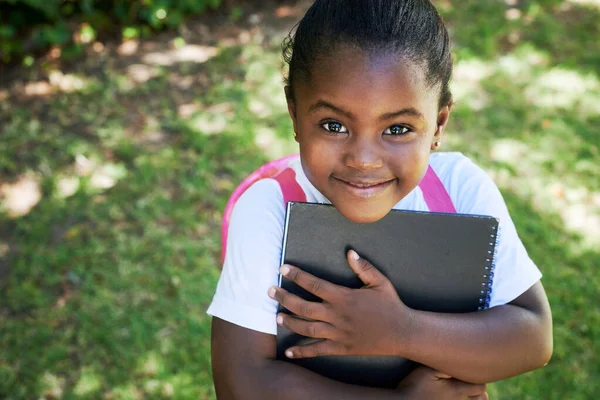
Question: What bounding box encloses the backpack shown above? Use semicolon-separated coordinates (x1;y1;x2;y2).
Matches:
221;154;456;264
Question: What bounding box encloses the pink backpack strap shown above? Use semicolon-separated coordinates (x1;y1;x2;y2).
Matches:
418;165;456;213
221;155;305;264
273;168;307;204
274;164;453;212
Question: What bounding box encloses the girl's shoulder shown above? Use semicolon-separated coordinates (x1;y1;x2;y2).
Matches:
429;151;493;186
222;177;287;263
230;156;306;217
428;152;501;213
429;151;483;177
231;178;286;218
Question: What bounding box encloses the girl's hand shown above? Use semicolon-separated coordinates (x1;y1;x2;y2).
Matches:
269;250;412;358
397;366;488;399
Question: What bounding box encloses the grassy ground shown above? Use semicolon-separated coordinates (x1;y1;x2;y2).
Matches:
0;0;598;399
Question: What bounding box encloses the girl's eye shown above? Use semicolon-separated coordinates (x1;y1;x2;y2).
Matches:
322;121;348;134
384;125;410;136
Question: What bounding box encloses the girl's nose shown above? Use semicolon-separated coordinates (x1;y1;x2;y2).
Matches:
344;138;384;171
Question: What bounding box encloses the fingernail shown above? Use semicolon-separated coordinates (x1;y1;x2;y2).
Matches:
285;350;294;358
280;265;290;276
350;250;360;260
268;287;276;298
276;315;283;325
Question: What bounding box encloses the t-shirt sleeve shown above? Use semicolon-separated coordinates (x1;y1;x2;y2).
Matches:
449;156;542;308
206;179;285;335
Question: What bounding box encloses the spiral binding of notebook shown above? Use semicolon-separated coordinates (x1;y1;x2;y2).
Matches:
479;224;500;310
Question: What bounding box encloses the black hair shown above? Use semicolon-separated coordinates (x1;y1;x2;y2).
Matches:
283;0;453;110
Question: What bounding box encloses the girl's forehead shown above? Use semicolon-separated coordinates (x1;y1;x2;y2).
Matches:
309;45;427;88
297;46;438;113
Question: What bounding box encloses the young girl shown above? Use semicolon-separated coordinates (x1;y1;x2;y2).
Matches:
208;0;553;398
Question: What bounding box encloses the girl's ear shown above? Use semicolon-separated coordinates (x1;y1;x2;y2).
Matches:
432;105;451;149
285;86;299;142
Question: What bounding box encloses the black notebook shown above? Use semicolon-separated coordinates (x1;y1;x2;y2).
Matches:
277;202;499;388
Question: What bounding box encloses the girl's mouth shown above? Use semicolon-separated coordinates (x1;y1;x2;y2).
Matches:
333;177;396;199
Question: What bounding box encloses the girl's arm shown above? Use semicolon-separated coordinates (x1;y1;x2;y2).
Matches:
211;318;488;399
212;318;401;400
400;280;552;384
271;252;552;385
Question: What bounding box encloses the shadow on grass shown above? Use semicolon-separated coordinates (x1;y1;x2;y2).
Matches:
0;0;301;181
0;1;301;398
0;126;271;398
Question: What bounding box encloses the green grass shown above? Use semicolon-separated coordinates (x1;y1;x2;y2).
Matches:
1;1;598;399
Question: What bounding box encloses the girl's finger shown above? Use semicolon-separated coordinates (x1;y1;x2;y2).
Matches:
468;394;489;400
346;250;390;288
277;313;336;340
268;286;331;321
432;370;453;380
285;339;346;359
279;264;346;302
452;380;487;398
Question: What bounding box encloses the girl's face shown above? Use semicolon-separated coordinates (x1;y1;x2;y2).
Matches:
287;46;451;223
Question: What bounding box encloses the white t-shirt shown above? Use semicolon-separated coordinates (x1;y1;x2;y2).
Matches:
207;152;542;335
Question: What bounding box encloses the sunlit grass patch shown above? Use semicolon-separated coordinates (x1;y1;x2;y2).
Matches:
450;51;600;249
525;68;600;117
73;369;102;396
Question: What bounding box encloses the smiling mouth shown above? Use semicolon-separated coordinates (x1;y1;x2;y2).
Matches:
333;177;396;198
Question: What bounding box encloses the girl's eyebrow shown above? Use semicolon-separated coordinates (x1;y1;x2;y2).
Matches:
308;100;355;119
308;100;424;122
379;108;424;121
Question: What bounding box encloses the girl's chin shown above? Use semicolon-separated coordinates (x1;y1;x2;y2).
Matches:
333;202;393;224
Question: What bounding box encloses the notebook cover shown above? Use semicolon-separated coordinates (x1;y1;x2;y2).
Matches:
277;202;499;388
